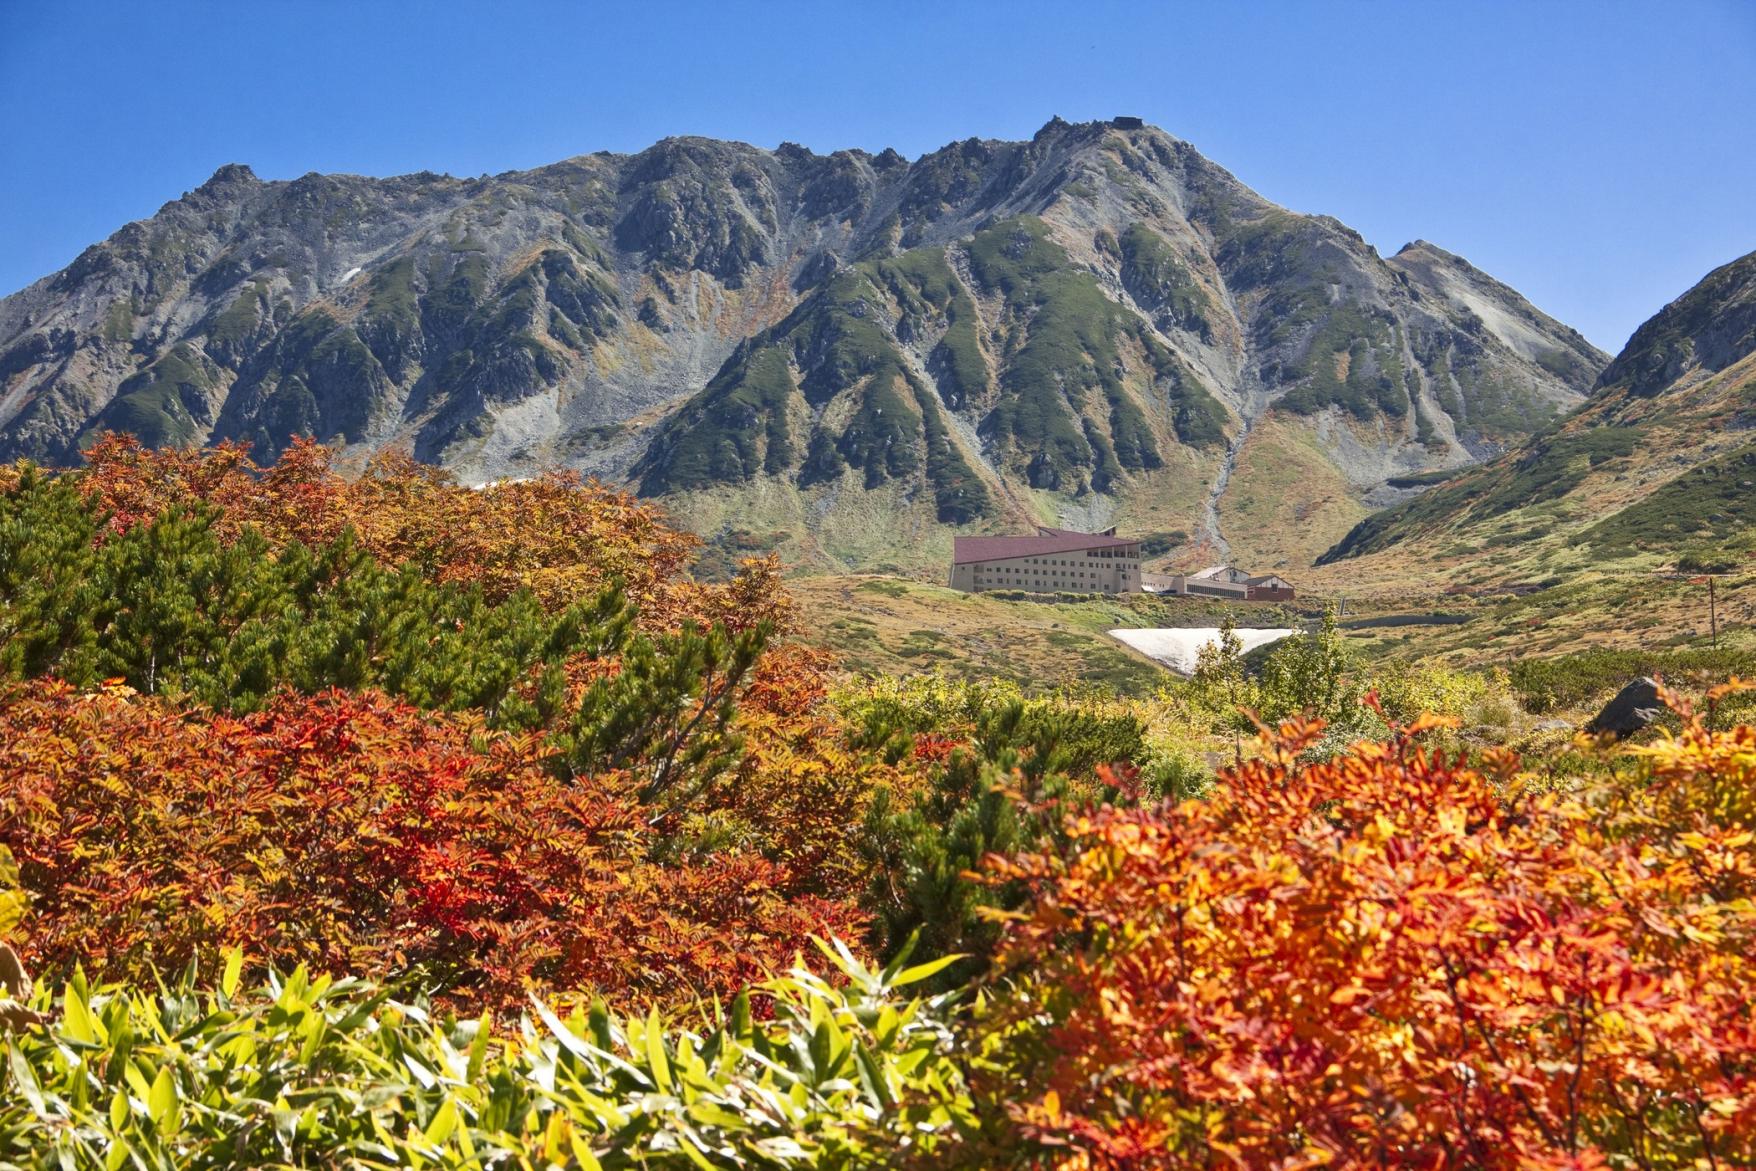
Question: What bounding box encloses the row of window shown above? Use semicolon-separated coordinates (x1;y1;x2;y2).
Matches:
1019;554;1138;567
974;578;1123;593
973;559;1134;593
979;565;1103;577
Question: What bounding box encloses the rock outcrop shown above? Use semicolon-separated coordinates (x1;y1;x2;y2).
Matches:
1584;677;1665;739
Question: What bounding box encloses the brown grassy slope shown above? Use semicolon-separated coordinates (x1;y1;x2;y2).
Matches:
1304;350;1756;599
789;575;1306;694
789;568;1756;685
1213;414;1372;573
1335;570;1756;669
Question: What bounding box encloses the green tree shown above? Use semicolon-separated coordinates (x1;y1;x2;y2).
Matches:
1258;605;1369;753
0;476;589;725
1192;614;1254;761
0;471;763;787
556;616;768;807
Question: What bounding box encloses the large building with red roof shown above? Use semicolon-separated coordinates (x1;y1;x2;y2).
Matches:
949;526;1142;594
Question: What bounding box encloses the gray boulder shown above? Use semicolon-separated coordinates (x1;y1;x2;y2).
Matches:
1584;676;1664;739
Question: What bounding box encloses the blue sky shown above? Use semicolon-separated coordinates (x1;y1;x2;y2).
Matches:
2;0;1752;351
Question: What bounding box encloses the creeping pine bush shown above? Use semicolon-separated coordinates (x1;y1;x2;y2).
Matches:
839;674;1145;983
0;470;596;723
65;434;712;625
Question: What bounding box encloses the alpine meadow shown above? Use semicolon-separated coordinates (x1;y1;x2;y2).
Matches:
3;4;1756;1167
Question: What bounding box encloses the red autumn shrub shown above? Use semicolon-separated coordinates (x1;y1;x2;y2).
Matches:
978;692;1756;1169
0;681;863;1010
4;440;902;996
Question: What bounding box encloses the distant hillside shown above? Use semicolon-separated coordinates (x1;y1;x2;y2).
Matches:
1318;249;1756;579
0;118;1604;572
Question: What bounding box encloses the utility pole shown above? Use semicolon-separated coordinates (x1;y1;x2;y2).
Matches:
1710;575;1718;649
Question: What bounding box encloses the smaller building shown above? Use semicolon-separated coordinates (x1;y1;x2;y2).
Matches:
1161;565;1250;599
1149;564;1296;602
1193;565;1252;586
1245;574;1296;602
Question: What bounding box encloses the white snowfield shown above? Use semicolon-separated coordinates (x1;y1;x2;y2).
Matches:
1109;627;1300;676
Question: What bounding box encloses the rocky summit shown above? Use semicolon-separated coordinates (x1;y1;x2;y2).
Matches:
0;118;1606;572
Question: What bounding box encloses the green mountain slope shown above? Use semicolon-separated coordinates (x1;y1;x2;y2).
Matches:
1318;249;1756;577
635;218;1230;533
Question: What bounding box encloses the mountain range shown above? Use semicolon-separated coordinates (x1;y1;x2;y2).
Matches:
0;118;1610;573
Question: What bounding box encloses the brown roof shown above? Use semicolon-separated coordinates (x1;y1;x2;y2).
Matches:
1036;525;1114;538
953;530;1138;565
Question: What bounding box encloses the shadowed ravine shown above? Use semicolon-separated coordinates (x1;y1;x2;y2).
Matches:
1201;417;1250;562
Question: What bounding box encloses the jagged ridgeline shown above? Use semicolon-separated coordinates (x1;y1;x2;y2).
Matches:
0;118;1605;571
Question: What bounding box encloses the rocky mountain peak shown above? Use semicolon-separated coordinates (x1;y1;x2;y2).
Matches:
1386;237;1605;381
1033;115;1074;141
1595;249;1756;399
200;163;260;191
1319;246;1756;571
0;122;1611;574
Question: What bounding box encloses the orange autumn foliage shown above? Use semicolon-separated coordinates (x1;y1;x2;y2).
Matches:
693;642;903;900
0;681;864;1011
69;434;774;630
982;690;1756;1170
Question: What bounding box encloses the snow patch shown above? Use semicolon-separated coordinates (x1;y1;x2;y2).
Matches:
1110;627;1299;676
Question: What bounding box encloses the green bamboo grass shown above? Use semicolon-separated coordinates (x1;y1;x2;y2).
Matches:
0;941;973;1170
